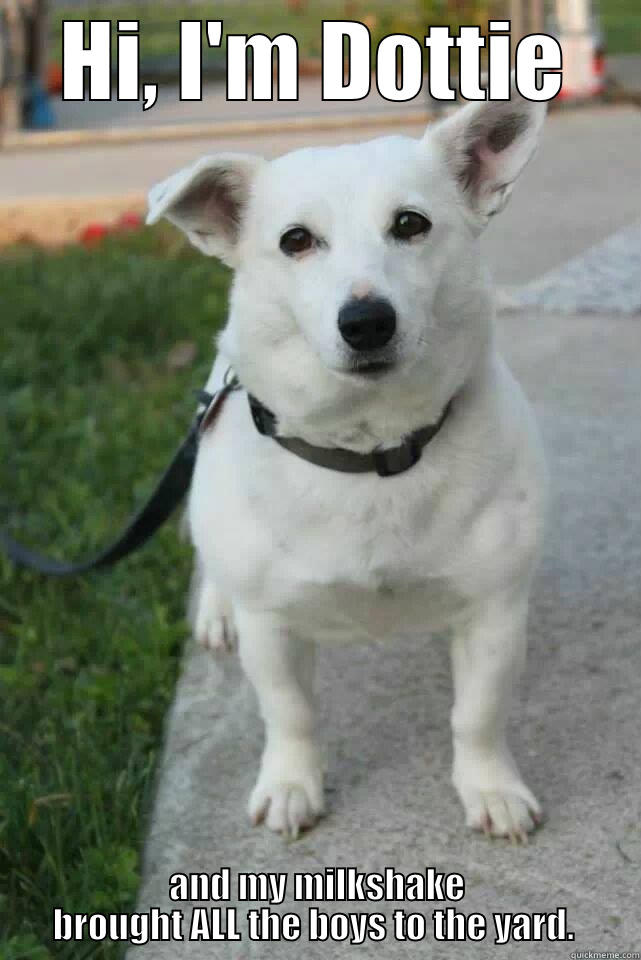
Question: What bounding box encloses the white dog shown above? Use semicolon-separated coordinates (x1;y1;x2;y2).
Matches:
147;91;547;842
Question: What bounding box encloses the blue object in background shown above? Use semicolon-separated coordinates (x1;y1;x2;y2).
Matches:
24;75;56;129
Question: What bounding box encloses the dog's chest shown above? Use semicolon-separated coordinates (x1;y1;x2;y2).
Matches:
262;490;468;640
191;404;480;641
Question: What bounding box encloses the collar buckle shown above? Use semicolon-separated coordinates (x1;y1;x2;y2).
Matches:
373;435;422;477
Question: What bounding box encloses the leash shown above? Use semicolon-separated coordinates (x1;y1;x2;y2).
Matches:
0;376;239;577
1;367;453;576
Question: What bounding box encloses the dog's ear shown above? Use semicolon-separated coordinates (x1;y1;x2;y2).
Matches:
146;153;264;263
427;90;546;230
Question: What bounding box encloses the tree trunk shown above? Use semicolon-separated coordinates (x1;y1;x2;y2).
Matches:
1;0;26;133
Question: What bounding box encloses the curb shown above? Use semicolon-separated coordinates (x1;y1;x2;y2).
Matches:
1;108;432;152
497;222;641;316
0;192;145;248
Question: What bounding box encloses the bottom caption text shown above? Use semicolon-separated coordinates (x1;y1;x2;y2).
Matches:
53;866;576;946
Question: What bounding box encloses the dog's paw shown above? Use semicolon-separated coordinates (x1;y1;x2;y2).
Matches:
197;613;237;653
249;782;323;838
453;747;542;843
194;582;236;653
459;784;542;842
248;746;324;838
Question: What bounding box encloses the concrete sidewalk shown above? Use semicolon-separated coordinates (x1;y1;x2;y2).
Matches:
41;55;641;131
50;77;424;132
123;108;640;956
2;106;640;286
130;236;641;956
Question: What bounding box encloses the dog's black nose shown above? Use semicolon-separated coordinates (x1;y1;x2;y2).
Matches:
338;297;396;351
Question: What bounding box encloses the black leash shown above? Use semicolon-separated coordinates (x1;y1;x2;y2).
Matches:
1;368;453;577
0;380;236;577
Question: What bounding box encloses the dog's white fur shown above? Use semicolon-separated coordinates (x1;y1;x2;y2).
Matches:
148;93;547;841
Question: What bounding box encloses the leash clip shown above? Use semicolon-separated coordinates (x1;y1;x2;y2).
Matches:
197;367;240;437
223;366;240;390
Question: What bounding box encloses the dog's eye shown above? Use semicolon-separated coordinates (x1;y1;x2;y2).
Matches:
279;226;314;256
390;210;432;241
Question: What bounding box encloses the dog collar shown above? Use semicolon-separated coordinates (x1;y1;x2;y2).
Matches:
246;392;453;478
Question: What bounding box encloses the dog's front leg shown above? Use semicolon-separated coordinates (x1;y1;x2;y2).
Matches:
450;590;541;841
236;609;324;837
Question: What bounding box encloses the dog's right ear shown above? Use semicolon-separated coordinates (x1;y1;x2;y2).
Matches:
426;90;546;232
146;153;264;264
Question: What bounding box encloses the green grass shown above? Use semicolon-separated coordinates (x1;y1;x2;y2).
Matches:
50;0;411;64
0;227;230;959
50;0;495;69
51;0;640;65
600;0;641;54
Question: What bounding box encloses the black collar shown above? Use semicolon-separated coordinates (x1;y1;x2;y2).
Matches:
246;391;453;478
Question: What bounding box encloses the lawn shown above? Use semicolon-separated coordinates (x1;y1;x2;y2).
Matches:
49;0;498;73
0;227;230;959
600;0;641;54
50;0;641;67
50;0;424;67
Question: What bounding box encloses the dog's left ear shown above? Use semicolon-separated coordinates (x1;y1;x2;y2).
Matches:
146;152;265;264
427;91;546;230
